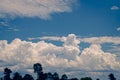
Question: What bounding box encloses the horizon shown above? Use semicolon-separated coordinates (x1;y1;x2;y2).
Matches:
0;63;117;80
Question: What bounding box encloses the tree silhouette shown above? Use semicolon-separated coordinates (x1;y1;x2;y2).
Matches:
1;63;119;80
61;74;68;80
0;78;3;80
45;72;53;80
22;74;34;80
4;68;12;80
108;73;116;80
69;78;79;80
33;63;43;80
53;72;59;80
96;78;100;80
13;72;22;80
80;77;92;80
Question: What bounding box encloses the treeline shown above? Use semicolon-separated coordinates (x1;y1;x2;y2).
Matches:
0;63;116;80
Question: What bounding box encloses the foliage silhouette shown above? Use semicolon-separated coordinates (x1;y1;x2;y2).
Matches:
69;78;79;80
4;68;12;80
61;74;68;80
22;74;34;80
96;78;100;80
13;72;22;80
108;73;116;80
1;63;117;80
33;63;43;80
53;72;59;80
45;72;53;80
80;77;92;80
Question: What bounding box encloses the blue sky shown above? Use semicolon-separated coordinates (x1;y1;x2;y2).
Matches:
0;0;120;41
0;0;120;79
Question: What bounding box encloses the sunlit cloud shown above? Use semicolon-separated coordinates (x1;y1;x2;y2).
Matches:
0;0;77;19
0;34;120;79
36;36;120;45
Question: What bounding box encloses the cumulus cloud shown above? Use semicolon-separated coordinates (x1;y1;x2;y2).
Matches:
30;34;80;47
0;0;77;19
79;44;120;70
111;6;119;10
0;34;120;79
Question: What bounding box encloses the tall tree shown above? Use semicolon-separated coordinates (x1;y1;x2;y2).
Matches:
33;63;43;80
4;68;12;80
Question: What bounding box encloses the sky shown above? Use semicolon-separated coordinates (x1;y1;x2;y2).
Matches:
0;0;120;79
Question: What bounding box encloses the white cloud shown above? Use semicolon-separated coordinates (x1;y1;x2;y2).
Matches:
32;35;120;45
80;37;120;45
79;44;120;70
0;34;120;79
0;0;77;19
107;45;120;57
40;36;61;41
31;34;80;47
117;27;120;31
111;6;119;10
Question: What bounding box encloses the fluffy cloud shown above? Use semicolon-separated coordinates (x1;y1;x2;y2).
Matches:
0;0;77;19
0;34;120;79
111;6;119;10
79;44;120;70
40;34;80;47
